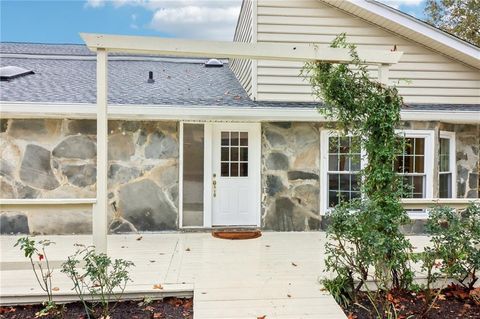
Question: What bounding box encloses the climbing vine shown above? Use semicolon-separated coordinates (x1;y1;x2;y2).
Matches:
303;34;414;308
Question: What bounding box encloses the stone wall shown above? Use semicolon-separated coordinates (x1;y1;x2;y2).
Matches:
0;119;179;235
261;122;321;231
451;124;479;198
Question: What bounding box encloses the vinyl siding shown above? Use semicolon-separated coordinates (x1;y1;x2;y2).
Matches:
230;0;254;98
254;0;480;104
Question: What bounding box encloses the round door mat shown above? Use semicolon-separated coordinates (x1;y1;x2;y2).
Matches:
212;230;262;240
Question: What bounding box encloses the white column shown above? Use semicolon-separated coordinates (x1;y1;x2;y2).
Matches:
378;64;390;86
93;48;108;253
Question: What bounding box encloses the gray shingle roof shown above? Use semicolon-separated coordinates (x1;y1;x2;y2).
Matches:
1;42;479;112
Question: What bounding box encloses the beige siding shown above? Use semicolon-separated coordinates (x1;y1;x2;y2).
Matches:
255;0;480;104
230;0;254;98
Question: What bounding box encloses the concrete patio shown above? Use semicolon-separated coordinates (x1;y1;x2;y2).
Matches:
0;232;431;318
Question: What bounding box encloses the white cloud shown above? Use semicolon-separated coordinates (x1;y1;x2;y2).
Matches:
85;0;241;40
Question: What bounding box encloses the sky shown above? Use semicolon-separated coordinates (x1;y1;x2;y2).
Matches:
0;0;427;44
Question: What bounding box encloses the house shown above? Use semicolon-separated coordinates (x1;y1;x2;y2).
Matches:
0;0;478;236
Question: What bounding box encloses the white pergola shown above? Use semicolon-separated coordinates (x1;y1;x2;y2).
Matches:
78;33;468;253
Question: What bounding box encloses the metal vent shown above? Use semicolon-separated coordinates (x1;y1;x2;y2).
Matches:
0;66;35;81
204;59;223;67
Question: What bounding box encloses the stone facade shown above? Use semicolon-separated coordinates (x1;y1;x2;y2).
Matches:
261;122;321;231
1;118;478;235
0;119;178;235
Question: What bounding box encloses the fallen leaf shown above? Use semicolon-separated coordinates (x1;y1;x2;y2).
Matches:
291;262;298;267
136;236;143;241
52;287;60;291
153;313;163;318
145;306;155;312
287;294;291;298
185;248;191;252
265;245;270;248
347;313;356;319
257;316;266;319
149;260;156;263
153;284;163;289
233;95;242;100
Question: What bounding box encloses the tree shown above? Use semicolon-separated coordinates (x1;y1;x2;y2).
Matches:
424;0;480;46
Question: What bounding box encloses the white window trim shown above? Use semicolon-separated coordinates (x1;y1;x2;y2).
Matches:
439;131;457;199
320;129;367;215
320;129;435;218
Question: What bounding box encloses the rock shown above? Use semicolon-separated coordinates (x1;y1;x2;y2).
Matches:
0;178;15;198
457;182;466;197
0;119;8;132
271;122;292;129
20;144;59;190
468;173;478;189
294;124;318;150
53;135;96;159
8;119;61;142
121;121;141;132
149;164;178;188
287;170;319;181
266;175;285;196
0;139;21;166
169;185;179;206
265;197;305;231
0;159;13;178
62;164;96;187
28;210;92;235
137;129;147;146
293;184;319;211
466;190;478;198
109;218;137;233
0;212;29;234
266;152;289;170
67;120;96;135
41;184;95;199
118;179;177;231
265;130;286;147
108;134;135;161
145;132;178;159
293;146;318;170
15;182;39;199
108;164;141;185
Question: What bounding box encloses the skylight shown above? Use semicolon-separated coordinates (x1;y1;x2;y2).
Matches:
0;66;35;81
204;59;223;67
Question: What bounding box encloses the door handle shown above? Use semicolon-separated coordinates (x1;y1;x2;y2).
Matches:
213;174;217;198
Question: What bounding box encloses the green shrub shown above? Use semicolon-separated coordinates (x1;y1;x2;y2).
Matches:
425;203;480;290
61;245;134;318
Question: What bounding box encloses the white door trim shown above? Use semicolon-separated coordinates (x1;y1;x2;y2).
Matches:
179;121;261;228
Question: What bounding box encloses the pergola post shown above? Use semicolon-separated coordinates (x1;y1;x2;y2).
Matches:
93;48;108;253
378;64;390;86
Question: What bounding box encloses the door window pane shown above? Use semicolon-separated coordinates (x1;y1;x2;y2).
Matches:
439;137;452;198
396;137;426;198
220;131;248;177
182;124;204;227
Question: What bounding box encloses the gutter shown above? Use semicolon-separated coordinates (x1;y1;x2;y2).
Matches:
0;102;479;124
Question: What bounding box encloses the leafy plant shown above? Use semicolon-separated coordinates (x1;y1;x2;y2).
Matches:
425;203;480;290
61;245;135;318
303;34;414;314
14;237;61;317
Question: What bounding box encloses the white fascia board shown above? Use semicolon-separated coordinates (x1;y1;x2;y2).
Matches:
325;0;480;68
80;33;403;65
1;102;479;124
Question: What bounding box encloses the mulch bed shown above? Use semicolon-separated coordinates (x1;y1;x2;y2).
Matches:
0;297;193;319
343;285;480;319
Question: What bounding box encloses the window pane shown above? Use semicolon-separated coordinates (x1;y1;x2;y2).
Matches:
240;132;248;146
221;132;229;146
340;174;350;191
329;155;338;171
351;174;360;191
351;136;361;154
231;147;239;161
240;162;248;177
439;138;450;172
404;155;414;173
415;138;425;155
414;155;424;173
182;124;204;227
350;154;361;171
328;174;339;191
329;136;339;153
339;155;349;171
221;163;229;177
339;137;349;153
231;132;239;146
231;163;239;176
240;147;248;161
329;191;339;207
221;147;229;162
439;173;452;198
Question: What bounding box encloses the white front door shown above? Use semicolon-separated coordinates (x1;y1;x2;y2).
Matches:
211;123;261;226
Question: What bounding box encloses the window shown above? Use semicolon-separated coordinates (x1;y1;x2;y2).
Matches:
396;137;426;198
321;131;362;212
220;131;248;177
182;123;205;227
439;132;456;198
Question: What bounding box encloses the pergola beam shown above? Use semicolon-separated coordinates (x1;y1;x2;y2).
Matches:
80;33;403;65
